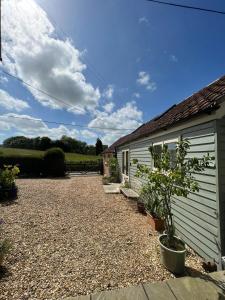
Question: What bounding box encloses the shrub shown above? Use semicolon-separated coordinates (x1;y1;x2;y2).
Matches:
102;177;110;185
0;165;19;200
43;148;65;177
0;156;43;177
109;157;120;183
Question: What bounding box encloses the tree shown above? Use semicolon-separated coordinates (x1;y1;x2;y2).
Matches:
95;138;103;155
39;137;52;151
135;138;214;250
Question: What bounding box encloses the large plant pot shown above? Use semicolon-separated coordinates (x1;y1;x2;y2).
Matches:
137;200;146;215
159;234;186;275
0;185;18;201
147;213;164;231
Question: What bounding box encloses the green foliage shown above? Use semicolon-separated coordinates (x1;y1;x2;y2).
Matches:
135;138;214;249
0;165;20;189
140;185;163;218
102;177;110;185
109;157;120;183
3;135;105;155
123;180;131;188
43;148;65;177
95;138;103;155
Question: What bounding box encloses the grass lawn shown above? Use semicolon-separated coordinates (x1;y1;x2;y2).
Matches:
0;147;100;162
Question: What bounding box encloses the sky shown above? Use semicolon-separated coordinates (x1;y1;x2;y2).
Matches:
1;0;225;146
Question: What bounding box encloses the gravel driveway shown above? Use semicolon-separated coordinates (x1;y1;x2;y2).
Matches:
0;176;204;300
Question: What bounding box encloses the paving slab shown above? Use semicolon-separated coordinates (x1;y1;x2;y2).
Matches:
63;296;90;300
167;276;225;300
143;282;176;300
92;285;148;300
120;188;139;199
103;183;121;194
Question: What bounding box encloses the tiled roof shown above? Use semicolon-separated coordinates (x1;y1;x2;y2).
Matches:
107;75;225;151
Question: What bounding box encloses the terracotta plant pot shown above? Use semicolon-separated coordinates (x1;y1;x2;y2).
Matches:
159;234;186;275
147;213;164;232
137;200;146;214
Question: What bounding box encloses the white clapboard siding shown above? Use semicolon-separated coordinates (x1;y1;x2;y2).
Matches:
117;120;220;262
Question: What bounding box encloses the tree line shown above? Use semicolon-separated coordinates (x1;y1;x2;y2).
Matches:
2;135;107;155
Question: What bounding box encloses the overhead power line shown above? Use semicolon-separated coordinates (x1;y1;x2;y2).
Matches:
146;0;225;15
5;115;135;132
1;69;86;115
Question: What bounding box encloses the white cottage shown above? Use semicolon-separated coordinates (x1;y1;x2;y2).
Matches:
104;75;225;269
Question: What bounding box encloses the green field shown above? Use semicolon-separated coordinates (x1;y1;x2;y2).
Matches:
0;147;100;163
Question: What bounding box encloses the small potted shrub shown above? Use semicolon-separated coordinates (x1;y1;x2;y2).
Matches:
102;177;110;185
137;198;146;215
0;219;11;266
0;165;20;200
139;186;164;230
135;139;213;274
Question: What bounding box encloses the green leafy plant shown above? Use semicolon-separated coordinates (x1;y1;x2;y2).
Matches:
108;157;120;183
140;185;163;218
102;176;110;185
135;138;214;250
0;165;20;189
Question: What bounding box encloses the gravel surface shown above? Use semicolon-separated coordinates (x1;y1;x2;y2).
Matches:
0;176;205;300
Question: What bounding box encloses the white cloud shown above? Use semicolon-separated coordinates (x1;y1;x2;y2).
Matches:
0;75;8;84
81;129;97;140
0;89;30;112
139;16;149;25
2;0;100;115
169;54;178;63
133;92;140;99
137;71;157;91
103;102;115;113
0;113;79;140
88;102;143;145
103;85;114;99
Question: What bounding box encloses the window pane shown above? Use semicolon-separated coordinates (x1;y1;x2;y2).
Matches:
153;144;162;168
167;142;177;168
126;151;129;175
122;152;125;174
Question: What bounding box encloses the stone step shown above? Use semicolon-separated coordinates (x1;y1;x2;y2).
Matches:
120;188;139;199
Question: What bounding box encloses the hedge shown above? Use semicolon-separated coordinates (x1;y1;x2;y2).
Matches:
66;160;103;173
0;155;103;176
0;156;43;177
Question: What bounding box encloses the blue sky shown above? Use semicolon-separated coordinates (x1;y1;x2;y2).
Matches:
1;0;225;146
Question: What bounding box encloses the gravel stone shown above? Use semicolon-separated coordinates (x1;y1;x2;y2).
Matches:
0;176;205;300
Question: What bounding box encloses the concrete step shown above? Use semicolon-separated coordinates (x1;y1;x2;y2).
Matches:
120;188;139;199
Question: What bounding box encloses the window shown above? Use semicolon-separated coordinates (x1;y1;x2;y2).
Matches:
165;141;177;169
122;150;129;176
152;139;178;169
153;143;162;169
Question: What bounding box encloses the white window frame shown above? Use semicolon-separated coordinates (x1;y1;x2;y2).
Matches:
122;149;129;176
152;138;179;170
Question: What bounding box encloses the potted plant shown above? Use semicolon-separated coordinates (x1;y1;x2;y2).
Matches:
108;157;120;183
137;198;146;215
139;186;164;230
0;219;11;266
0;165;20;200
135;139;213;274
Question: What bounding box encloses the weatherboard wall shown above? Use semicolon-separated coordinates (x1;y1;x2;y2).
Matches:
117;120;220;264
216;117;225;262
